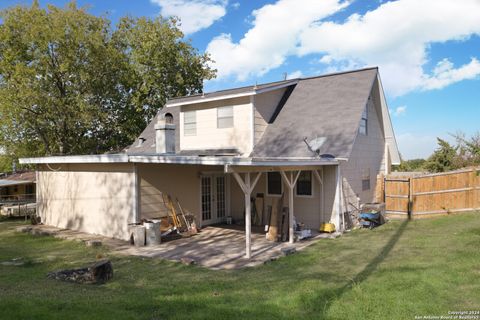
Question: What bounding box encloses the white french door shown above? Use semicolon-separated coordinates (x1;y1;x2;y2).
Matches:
201;174;228;225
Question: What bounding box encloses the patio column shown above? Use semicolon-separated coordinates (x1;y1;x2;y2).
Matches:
280;171;301;244
232;171;262;259
313;167;324;223
333;165;343;232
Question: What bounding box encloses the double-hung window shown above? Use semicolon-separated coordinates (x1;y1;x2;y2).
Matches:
184;111;196;136
359;107;367;135
267;172;282;196
296;171;313;196
362;168;371;191
217;106;234;128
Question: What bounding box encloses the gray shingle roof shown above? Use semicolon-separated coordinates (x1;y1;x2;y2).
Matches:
251;68;378;159
166;79;298;106
126;67;378;159
126;107;181;155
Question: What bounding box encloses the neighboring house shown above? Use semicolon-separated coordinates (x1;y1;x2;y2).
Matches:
20;67;400;258
0;171;36;215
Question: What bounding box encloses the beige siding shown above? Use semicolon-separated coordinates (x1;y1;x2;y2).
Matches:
229;166;337;230
179;97;253;155
341;89;387;206
138;164;224;226
253;88;286;144
37;163;135;240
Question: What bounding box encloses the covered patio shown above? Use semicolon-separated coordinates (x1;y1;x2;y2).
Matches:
19;224;340;269
132;156;345;260
226;163;343;258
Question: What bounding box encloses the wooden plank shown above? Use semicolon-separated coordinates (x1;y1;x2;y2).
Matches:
414;207;480;215
385;194;409;199
386;210;409;214
385;178;410;182
413;187;474;196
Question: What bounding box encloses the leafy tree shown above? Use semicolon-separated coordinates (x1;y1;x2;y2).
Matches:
114;16;215;125
394;158;426;172
452;131;480;167
424;138;459;173
0;1;215;171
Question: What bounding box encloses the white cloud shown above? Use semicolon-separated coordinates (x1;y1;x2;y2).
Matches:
206;0;480;95
393;105;407;116
318;55;333;64
151;0;228;34
396;133;437;160
287;70;303;79
206;0;349;81
232;2;240;9
298;0;480;96
422;58;480;90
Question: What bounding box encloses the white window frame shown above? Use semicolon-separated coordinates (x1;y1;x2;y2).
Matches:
359;106;368;135
217;106;234;129
361;168;371;191
183;110;196;136
266;172;283;197
295;171;314;198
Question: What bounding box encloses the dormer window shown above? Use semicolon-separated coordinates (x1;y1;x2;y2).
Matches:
217;106;234;128
184;111;196;136
359;107;367;135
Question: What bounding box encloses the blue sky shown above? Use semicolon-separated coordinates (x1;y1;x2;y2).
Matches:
2;0;480;160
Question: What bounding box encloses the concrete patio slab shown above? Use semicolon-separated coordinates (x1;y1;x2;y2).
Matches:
17;224;340;270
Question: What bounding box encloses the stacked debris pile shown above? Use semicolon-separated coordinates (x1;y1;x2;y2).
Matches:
129;193;199;246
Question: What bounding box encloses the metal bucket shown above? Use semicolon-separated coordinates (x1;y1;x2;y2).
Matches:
144;221;161;245
131;225;146;247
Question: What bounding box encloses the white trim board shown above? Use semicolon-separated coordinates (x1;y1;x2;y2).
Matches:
165;81;299;108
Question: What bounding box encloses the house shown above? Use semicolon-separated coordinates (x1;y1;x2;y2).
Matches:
0;171;36;215
19;67;400;258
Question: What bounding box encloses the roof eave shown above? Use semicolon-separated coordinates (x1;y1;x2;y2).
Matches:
165;80;299;108
19;154;129;164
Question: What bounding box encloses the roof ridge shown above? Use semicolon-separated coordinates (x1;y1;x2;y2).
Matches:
167;78;297;101
168;67;378;102
298;66;378;82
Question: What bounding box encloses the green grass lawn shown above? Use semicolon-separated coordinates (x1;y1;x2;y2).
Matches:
1;213;479;320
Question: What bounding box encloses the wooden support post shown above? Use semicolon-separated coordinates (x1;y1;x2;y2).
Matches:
313;168;324;225
280;170;301;244
334;165;342;232
233;171;262;259
288;172;294;244
245;173;251;259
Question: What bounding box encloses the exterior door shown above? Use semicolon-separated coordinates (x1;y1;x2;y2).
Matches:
201;174;228;225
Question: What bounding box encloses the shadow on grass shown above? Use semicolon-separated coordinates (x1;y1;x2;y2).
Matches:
308;220;410;318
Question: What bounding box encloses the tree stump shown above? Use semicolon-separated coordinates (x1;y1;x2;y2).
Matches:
47;260;113;284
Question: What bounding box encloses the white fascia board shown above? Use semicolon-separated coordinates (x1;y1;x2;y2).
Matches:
129;155;339;166
128;155;238;165
254;80;299;94
165;92;254;108
377;74;401;165
19;154;129;164
19;153;340;166
165;80;299;108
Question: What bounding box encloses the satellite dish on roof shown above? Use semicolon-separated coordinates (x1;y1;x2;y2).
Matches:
303;136;327;158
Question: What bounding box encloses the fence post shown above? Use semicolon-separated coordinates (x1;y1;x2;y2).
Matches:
470;168;476;210
408;178;413;219
383;176;387;204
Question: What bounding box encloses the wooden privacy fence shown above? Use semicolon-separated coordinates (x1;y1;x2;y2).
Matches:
379;167;480;218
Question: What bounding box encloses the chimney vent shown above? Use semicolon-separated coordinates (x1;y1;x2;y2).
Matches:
154;115;176;154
